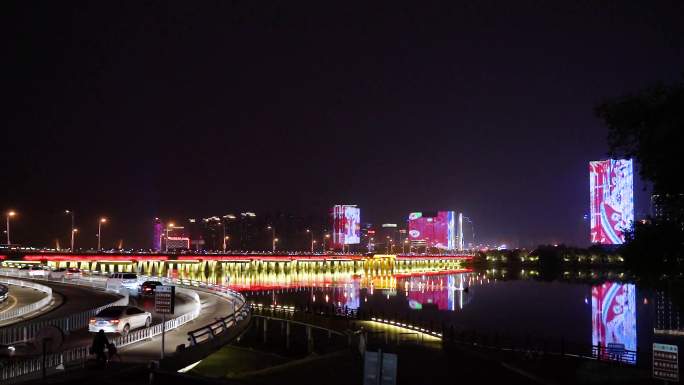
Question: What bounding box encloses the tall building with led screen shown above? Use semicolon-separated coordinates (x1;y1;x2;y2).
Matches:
589;159;634;244
408;211;456;250
331;205;361;248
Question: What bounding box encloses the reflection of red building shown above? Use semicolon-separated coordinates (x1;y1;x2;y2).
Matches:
591;282;637;363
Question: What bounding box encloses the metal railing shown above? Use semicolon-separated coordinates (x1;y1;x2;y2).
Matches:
111;287;201;348
1;346;89;383
0;278;53;324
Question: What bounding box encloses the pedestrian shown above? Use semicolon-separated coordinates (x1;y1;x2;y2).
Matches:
91;330;109;366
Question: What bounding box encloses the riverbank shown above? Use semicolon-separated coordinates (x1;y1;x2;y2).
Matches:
189;309;666;385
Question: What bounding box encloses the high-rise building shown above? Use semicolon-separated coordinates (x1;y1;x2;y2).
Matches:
652;193;684;228
408;211;457;250
589;159;634;244
331;205;361;250
152;218;163;251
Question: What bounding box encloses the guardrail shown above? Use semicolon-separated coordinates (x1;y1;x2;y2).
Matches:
134;275;248;347
0;270;129;345
111;287;201;348
0;278;53;324
1;346;89;383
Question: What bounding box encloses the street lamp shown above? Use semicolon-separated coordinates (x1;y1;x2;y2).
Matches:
72;228;79;250
403;238;409;254
323;233;330;253
266;226;276;253
305;229;315;253
5;211;16;245
97;218;107;251
223;235;230;253
65;210;75;252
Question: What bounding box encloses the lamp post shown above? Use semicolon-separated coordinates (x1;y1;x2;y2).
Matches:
72;228;78;250
6;211;16;245
305;229;315;253
403;238;409;254
323;233;330;253
223;235;229;253
266;226;276;253
65;210;75;252
97;218;107;251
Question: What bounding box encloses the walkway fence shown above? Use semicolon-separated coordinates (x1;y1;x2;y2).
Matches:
0;278;53;324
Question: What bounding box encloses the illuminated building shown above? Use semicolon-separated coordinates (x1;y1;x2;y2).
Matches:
651;193;684;229
152;218;163;251
408;211;456;250
589;159;634;244
331;205;361;250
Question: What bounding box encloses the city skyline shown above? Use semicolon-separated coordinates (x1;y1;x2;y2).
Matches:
3;2;683;248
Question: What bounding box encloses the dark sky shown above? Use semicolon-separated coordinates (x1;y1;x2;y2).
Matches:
3;1;684;249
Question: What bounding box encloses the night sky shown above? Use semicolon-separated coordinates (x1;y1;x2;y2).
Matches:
3;1;684;249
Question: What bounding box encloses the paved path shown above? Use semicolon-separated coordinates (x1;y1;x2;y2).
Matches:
0;285;47;314
0;282;63;327
120;289;234;361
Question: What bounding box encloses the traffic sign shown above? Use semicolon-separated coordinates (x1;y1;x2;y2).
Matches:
154;285;175;314
653;343;678;382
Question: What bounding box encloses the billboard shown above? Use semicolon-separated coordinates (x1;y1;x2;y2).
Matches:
591;282;637;364
589;159;634;244
332;205;361;247
408;211;456;250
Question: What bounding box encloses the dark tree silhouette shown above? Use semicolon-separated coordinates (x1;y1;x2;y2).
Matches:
596;79;684;274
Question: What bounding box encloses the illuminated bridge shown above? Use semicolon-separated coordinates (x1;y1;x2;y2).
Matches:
0;253;473;286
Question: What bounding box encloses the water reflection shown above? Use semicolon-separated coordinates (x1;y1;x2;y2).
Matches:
167;262;681;363
591;282;637;363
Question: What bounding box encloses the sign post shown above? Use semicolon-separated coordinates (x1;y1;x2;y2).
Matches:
653;343;678;382
155;285;175;360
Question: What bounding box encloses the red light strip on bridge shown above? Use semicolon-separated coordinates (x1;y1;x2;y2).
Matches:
23;255;169;262
176;255;365;262
395;255;473;260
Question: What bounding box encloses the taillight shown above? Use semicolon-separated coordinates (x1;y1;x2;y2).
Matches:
89;319;96;324
111;319;120;324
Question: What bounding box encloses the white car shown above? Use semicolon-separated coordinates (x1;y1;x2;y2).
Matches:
27;266;49;277
89;306;152;335
49;267;82;280
105;273;139;291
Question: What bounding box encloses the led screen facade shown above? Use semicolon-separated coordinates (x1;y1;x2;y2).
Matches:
589;159;634;244
408;211;456;250
591;282;637;364
331;205;361;247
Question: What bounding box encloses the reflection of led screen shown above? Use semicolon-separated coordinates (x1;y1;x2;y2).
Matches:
332;205;360;246
408;211;456;250
589;159;634;244
592;282;637;364
404;275;466;311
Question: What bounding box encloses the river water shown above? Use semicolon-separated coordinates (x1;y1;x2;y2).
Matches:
229;268;683;366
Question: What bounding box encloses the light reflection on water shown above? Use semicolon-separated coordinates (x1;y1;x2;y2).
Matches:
172;264;683;362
